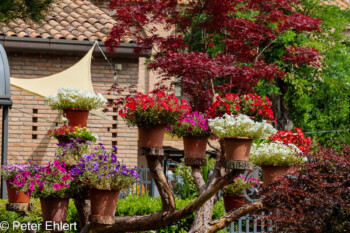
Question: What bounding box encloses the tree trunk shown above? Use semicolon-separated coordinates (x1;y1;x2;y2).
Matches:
74;198;91;229
269;93;293;131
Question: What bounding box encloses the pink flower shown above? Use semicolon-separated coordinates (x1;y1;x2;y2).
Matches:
61;174;71;181
53;183;60;190
59;183;65;188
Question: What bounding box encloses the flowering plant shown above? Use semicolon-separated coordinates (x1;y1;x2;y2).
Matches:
56;139;90;166
71;144;139;190
269;128;312;153
168;111;211;137
223;176;260;196
48;125;97;142
29;160;73;197
118;91;191;127
209;114;276;139
1;163;41;194
208;93;274;121
250;141;307;166
44;87;107;110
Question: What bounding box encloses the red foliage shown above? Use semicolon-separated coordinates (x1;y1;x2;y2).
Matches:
282;45;322;67
105;0;322;112
269;128;312;152
262;146;350;232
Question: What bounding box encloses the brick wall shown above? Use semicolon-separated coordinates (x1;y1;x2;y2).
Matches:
1;51;139;165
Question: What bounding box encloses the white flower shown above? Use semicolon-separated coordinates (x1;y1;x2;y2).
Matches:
209;114;276;139
44;87;107;110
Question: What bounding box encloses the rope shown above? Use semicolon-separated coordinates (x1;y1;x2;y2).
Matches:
94;40;119;80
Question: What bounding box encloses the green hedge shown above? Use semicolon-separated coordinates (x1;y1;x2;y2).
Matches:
117;194;227;233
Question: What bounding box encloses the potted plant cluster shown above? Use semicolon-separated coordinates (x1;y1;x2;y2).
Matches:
168;111;211;166
71;143;139;217
48;125;97;145
119;91;191;149
1;163;40;203
208;93;275;122
209;114;276;162
250;141;307;186
222;176;260;212
29;160;73;224
45;87;107;127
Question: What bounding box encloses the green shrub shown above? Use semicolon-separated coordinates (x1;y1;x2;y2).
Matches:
117;194;227;232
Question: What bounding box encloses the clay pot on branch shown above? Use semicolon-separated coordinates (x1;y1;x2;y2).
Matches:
183;136;208;166
90;189;120;217
44;87;108;128
6;181;30;203
40;197;69;224
249;141;308;186
138;126;166;149
223;194;246;212
63;108;90;128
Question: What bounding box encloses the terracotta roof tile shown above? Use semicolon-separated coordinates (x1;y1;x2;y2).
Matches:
0;0;119;42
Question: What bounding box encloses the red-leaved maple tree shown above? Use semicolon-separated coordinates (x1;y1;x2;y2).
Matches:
106;0;321;115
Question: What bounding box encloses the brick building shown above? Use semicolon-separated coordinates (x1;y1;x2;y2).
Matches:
0;0;148;166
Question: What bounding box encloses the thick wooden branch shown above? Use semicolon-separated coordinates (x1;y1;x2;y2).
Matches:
191;166;207;193
204;200;264;233
146;155;176;210
90;169;242;233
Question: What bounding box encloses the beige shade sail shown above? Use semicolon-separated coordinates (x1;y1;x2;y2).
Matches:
10;43;112;120
11;44;96;97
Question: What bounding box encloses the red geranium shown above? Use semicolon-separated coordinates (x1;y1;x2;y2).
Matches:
119;91;191;127
269;128;312;153
208;93;274;121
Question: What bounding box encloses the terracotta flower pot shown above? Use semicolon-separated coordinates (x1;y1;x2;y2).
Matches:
40;197;69;223
138;126;166;149
57;137;70;145
183;136;208;166
261;165;290;186
6;181;30;203
63;108;90;128
90;189;120;217
224;137;253;161
223;194;246;212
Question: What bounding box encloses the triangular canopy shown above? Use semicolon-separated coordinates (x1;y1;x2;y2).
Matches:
10;43;111;120
10;44;96;97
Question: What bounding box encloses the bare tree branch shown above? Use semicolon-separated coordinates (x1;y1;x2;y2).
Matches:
205;200;264;233
146;156;176;210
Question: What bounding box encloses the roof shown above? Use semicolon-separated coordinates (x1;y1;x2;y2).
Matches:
0;0;120;42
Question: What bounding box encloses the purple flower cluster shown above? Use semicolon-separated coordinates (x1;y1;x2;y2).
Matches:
71;143;139;190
